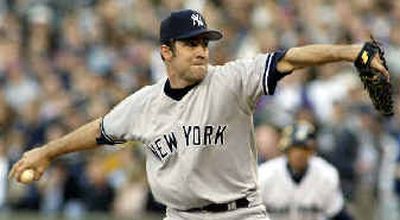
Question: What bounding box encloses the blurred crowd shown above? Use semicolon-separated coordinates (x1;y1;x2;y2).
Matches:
0;0;399;219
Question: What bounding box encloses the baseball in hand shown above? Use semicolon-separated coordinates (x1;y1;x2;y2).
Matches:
20;169;35;184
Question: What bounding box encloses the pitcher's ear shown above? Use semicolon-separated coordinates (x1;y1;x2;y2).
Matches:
160;44;174;61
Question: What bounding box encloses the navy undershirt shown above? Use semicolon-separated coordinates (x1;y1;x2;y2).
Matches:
164;79;198;101
286;162;308;184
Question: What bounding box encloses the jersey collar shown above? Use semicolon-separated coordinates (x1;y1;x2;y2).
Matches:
163;79;199;101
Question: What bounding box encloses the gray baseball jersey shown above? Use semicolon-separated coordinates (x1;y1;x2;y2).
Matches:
101;51;289;210
258;156;344;220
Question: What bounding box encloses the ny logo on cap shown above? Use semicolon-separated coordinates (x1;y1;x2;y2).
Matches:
191;13;204;27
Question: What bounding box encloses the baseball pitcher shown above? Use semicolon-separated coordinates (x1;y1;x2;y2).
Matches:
9;9;390;220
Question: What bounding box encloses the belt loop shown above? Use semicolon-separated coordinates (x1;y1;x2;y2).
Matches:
227;202;237;211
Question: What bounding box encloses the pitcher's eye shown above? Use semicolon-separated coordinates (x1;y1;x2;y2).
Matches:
188;40;198;47
183;39;209;47
202;40;209;47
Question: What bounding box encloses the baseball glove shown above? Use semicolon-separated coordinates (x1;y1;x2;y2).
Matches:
354;37;394;116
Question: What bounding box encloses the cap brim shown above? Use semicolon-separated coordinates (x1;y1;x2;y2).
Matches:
175;29;223;41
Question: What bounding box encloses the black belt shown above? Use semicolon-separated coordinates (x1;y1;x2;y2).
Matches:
185;197;249;213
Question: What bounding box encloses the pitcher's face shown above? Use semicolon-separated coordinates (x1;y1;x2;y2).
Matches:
162;36;210;87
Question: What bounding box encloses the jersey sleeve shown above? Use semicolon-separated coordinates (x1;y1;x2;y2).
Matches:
260;50;292;96
99;88;148;145
323;168;345;217
216;50;291;108
257;160;279;204
258;163;269;195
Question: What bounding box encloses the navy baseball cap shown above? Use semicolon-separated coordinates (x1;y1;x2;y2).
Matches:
159;9;223;44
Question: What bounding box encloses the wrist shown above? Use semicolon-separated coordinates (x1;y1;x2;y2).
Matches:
40;144;57;160
344;44;363;62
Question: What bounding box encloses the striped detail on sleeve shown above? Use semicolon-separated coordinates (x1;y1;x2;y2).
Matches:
262;52;275;95
262;50;292;95
97;118;125;145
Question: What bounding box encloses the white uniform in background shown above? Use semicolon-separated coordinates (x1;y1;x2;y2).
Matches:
258;156;344;220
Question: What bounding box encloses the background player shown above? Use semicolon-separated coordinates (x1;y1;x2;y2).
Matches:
8;9;389;220
258;120;352;220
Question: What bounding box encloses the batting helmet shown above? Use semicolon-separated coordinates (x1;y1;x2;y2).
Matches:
279;120;317;151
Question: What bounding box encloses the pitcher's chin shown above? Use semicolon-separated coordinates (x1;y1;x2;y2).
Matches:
191;66;207;79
